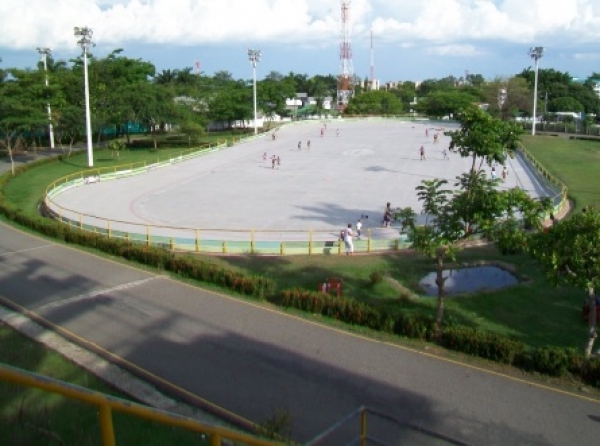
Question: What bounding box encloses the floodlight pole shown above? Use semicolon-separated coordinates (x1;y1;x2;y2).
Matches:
74;27;95;167
529;46;544;136
248;49;261;135
36;47;55;149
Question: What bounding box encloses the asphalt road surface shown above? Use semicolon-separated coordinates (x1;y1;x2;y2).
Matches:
1;221;599;445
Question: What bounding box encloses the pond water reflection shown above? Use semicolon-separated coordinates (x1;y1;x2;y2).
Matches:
419;266;518;296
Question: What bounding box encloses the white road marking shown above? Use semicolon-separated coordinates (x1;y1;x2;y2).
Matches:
34;276;161;311
0;244;54;257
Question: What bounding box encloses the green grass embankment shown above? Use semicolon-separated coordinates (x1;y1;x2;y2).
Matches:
522;135;600;211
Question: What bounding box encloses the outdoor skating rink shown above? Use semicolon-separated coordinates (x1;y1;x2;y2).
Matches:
52;119;555;242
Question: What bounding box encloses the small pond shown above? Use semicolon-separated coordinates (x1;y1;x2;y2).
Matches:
419;266;518;297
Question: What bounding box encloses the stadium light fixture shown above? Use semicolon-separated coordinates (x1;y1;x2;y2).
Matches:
36;47;55;149
247;49;261;135
529;46;544;135
74;27;95;167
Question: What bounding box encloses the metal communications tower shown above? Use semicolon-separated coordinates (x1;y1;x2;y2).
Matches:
337;0;354;110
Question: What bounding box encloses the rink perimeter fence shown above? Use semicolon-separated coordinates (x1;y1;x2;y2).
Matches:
43;123;568;256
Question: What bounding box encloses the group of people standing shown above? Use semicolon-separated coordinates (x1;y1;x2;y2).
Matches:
340;203;391;255
263;152;281;169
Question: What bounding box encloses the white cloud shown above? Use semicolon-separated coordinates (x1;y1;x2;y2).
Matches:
427;43;486;57
2;0;600;51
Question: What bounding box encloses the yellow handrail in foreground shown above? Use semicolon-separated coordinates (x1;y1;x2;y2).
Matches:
0;363;281;446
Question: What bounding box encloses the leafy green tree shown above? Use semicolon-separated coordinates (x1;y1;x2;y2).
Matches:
54;105;84;155
466;73;485;88
179;119;205;146
154;69;177;85
417;90;478;118
208;81;252;128
406;108;544;331
410;179;462;334
482;77;532;119
0;69;48;173
529;209;600;356
390;81;417;109
548;96;584;113
344;90;402;115
417;76;458;96
258;77;295;124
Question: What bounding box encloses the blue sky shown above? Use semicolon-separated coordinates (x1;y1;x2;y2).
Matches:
1;0;600;82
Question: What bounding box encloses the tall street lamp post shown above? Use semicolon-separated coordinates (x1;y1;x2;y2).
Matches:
247;49;261;135
36;47;55;149
529;46;544;136
74;26;95;167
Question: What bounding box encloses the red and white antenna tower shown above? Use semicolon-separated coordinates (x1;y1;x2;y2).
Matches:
337;0;354;109
194;60;201;75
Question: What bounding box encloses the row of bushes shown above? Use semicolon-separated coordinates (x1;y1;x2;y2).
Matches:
275;288;600;387
1;201;275;299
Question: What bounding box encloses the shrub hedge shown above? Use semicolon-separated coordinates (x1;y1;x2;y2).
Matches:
1;156;599;389
276;287;600;387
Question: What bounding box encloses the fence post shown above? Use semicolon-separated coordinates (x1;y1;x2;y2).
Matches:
222;241;227;254
210;432;221;446
195;229;200;252
170;238;174;251
309;231;313;255
367;229;372;253
79;214;83;230
280;242;285;255
251;229;255;254
360;408;367;446
146;226;150;247
98;403;116;446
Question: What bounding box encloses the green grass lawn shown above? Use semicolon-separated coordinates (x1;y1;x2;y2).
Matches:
208;246;588;349
522;135;600;210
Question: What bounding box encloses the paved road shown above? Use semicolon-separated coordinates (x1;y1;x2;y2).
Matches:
1;221;599;445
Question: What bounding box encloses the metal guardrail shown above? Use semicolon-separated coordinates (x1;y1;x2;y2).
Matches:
518;145;569;214
304;405;468;446
0;362;281;446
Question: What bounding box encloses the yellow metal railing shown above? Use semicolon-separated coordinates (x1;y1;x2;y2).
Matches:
41;135;559;256
0;362;281;446
519;145;569;213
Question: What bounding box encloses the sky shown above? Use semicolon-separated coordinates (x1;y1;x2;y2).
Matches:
1;0;600;83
